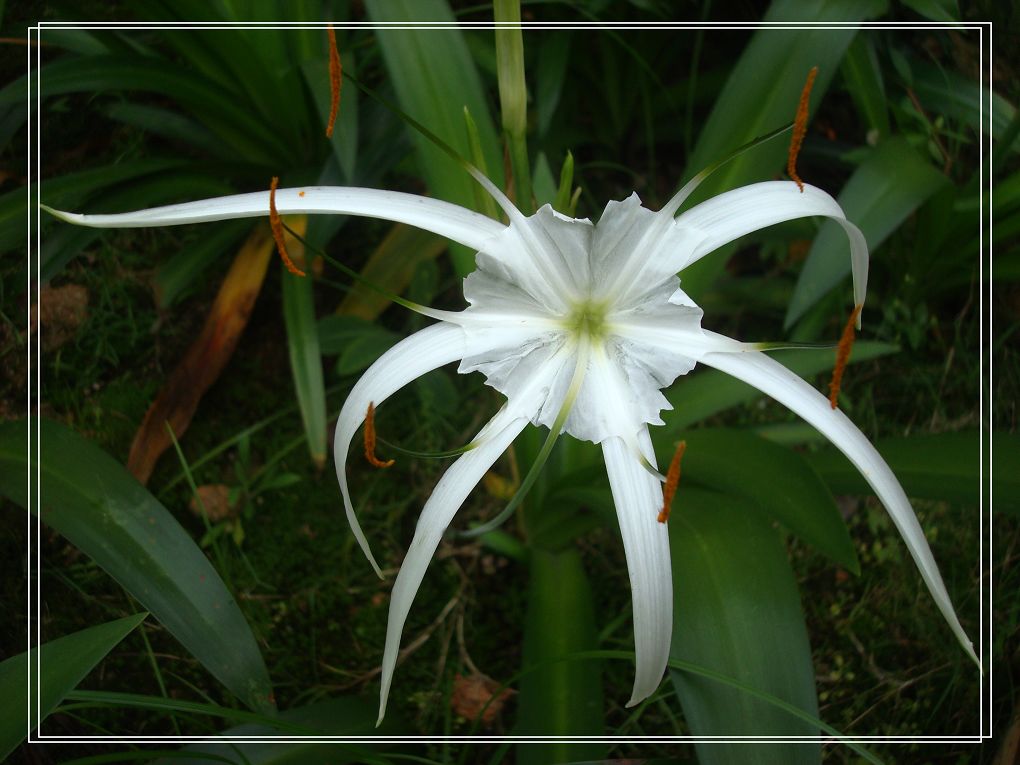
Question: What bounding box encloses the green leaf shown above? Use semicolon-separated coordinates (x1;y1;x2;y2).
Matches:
105;102;225;155
153;220;252;309
3;158;188;253
911;58;1017;150
365;0;504;276
656;429;858;573
515;547;604;765
531;151;557;210
65;689;301;731
804;431;1020;515
41;170;236;282
6;55;287;162
535;32;572;138
670;488;820;764
840;34;890;140
0;418;275;714
0;613;147;761
662;341;898;435
154;696;404;765
900;0;959;21
786;136;947;329
680;0;888;299
317;315;400;375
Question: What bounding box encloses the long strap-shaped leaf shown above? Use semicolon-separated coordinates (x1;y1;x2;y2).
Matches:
679;0;887;299
366;0;504;276
785;136;947;330
669;487;821;765
0;418;275;714
514;547;605;765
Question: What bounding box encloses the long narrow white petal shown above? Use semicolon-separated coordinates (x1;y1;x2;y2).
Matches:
45;186;506;253
602;429;672;706
377;409;528;723
700;348;980;668
334;323;467;577
612;322;758;358
676;181;869;315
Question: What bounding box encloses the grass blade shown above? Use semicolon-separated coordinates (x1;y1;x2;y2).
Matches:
281;216;328;468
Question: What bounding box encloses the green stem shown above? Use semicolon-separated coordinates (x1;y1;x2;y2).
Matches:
506;131;534;214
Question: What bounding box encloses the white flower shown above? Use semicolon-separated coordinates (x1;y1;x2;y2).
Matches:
48;172;979;723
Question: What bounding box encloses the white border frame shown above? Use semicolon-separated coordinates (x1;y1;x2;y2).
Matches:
22;15;994;752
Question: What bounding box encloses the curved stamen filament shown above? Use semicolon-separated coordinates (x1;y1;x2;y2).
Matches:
378;436;477;460
661;121;794;219
828;304;862;409
269;177;307;277
459;337;591;539
364;402;395;468
338;69;578;304
787;66;818;193
279;220;461;324
658;440;687;523
608;121;795;306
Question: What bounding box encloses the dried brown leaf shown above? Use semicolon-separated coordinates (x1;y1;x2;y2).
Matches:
188;484;237;522
31;284;88;352
126;220;297;484
450;672;515;726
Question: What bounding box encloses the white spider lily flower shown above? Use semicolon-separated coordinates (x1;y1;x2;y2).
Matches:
47;174;979;723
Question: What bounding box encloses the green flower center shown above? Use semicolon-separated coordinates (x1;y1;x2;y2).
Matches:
564;300;609;341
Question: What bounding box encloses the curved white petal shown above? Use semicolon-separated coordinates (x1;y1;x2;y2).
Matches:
44;186;506;253
377;409;529;724
699;348;980;668
676;181;869;318
334;323;467;576
612;324;757;358
602;429;672;706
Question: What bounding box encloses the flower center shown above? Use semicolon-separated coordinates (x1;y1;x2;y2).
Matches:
563;300;609;341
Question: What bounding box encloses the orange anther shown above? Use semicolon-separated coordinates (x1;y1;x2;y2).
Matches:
269;177;306;277
828;304;863;409
364;402;395;469
658;440;687;524
298;190;306;197
787;66;818;193
326;25;342;139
